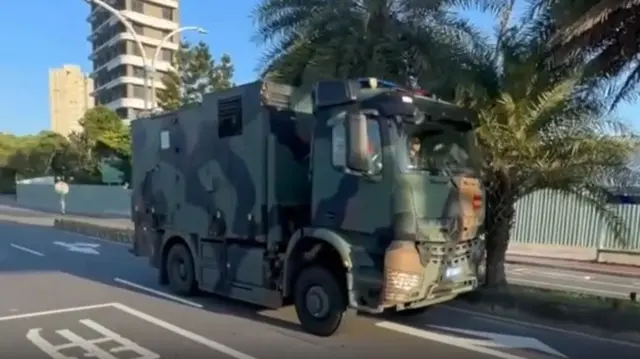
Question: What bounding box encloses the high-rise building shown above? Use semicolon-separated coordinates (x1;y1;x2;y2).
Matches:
49;65;95;137
88;0;179;120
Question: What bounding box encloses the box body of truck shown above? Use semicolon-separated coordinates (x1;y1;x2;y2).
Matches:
131;81;314;306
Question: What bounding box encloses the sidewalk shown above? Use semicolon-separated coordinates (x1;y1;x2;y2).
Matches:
506;254;640;278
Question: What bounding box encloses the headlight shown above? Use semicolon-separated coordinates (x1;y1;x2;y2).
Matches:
387;271;421;291
384;270;422;303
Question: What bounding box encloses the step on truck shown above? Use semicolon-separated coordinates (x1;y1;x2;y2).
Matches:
130;78;486;336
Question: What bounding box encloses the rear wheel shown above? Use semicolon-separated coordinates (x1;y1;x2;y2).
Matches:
294;266;347;337
165;243;197;296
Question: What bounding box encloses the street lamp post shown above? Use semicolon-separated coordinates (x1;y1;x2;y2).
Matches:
150;26;207;109
87;0;150;110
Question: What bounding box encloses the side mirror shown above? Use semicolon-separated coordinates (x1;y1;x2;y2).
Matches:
346;111;370;173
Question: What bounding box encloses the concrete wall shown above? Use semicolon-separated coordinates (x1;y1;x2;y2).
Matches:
16;183;130;217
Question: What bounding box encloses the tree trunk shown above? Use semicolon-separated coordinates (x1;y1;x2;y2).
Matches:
484;208;513;287
483;172;516;288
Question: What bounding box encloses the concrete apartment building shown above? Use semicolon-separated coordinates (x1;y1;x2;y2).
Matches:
49;65;95;137
88;0;179;120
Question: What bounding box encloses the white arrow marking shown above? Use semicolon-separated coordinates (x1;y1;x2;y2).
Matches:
53;242;101;255
377;321;528;359
430;325;567;358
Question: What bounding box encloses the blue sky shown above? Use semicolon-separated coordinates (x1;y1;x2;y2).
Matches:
0;1;637;136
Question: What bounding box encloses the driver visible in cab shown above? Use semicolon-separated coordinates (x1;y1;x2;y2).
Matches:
408;136;421;168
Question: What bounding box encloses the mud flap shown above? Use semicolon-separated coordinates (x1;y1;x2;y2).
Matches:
132;224;152;257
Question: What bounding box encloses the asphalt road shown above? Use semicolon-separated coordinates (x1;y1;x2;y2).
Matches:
1;219;639;359
506;264;640;299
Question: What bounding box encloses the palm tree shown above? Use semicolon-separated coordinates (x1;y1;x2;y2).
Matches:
254;0;637;287
546;0;640;107
252;0;501;97
457;22;636;286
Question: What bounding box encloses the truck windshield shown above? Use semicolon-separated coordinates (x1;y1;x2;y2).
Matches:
399;124;478;175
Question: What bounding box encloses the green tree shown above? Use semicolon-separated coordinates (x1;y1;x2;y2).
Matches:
546;0;640;107
55;106;132;184
79;106;124;145
6;131;68;179
157;41;235;111
252;0;499;96
456;23;636;285
95;127;132;184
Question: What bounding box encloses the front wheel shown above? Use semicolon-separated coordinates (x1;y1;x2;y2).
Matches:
294;266;347;337
165;243;197;296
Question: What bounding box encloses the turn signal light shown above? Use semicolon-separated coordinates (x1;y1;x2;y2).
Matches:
472;194;483;210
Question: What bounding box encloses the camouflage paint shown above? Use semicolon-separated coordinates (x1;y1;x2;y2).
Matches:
131;79;485;314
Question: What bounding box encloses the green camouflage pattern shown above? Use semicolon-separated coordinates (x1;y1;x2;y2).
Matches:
130;79;485;312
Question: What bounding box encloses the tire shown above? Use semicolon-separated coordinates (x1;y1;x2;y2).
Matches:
294;266;347;337
165;243;197;296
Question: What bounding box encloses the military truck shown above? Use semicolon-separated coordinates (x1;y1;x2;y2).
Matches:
130;78;486;336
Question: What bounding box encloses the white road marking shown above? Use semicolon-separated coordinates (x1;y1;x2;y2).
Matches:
0;303;256;359
113;278;203;308
0;303;114;322
508;278;626;298
53;241;101;255
63;232;129;247
430;325;567;358
111;302;256;359
376;321;530;359
27;319;160;359
10;243;44;257
441;305;640;348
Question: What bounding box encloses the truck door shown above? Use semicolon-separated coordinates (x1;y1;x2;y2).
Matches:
311;115;392;236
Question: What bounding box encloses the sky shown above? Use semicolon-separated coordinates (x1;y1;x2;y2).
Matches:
0;1;637;136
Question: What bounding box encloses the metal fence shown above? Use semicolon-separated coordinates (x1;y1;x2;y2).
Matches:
16;183;130;217
511;189;640;253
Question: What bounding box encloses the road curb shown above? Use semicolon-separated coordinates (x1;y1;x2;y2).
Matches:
506;259;640;279
53;218;133;244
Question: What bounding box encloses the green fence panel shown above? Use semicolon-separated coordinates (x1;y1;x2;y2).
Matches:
511;190;603;248
601;204;640;252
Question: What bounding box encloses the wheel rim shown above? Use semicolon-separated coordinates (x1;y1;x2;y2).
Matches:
306;285;330;318
172;256;187;282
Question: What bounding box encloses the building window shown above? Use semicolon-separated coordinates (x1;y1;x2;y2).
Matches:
133;85;146;99
162;8;173;21
133;66;145;78
116;108;128;119
161;49;173;62
131;0;143;13
132;23;144;36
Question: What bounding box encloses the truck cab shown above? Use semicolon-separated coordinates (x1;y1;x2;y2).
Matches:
130;78;485;338
289;78;485;334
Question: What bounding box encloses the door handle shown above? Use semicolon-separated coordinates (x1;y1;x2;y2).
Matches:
326;211;336;219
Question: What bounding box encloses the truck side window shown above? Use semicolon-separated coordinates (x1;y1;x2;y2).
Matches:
331;118;383;174
218;96;243;138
